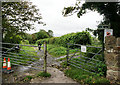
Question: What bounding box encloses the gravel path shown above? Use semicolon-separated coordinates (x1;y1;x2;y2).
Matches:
30;67;77;83
30;48;78;83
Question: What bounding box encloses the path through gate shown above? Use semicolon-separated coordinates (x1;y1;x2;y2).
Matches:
66;43;106;75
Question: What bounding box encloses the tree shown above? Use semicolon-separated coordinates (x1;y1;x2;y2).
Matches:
23;33;33;44
63;2;120;38
2;1;44;43
47;30;53;37
31;33;37;44
36;29;49;40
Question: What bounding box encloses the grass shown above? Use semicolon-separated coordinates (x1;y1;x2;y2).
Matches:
24;76;33;81
61;62;110;84
4;43;39;66
19;46;38;56
46;44;67;57
46;44;78;57
13;45;39;65
37;72;51;77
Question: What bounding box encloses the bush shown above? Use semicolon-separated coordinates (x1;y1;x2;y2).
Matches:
48;46;67;57
83;47;101;60
55;31;91;48
60;61;67;68
80;46;106;76
95;62;107;76
49;37;56;44
36;38;49;44
93;78;110;84
20;40;29;44
36;31;92;48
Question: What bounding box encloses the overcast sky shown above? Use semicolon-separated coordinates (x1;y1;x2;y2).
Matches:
27;0;104;37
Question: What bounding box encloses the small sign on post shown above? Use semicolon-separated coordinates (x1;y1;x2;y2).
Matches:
104;29;113;43
81;45;87;53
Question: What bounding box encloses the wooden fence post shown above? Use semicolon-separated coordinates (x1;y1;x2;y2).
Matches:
44;41;47;73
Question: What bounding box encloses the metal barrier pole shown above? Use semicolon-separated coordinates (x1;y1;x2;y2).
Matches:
66;49;69;66
66;44;69;66
44;41;47;73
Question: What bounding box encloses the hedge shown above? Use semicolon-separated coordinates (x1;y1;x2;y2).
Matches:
36;31;92;48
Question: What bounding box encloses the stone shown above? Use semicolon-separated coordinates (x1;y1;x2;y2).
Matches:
104;53;115;66
114;54;120;60
105;45;112;50
107;70;120;81
105;36;116;45
107;66;119;71
105;36;120;83
113;47;120;53
114;61;120;67
116;37;120;47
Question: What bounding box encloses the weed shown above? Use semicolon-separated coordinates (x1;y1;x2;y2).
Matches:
24;76;33;81
37;72;51;77
60;61;67;68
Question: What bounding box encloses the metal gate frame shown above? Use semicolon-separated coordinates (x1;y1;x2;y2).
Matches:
66;43;105;75
0;41;47;73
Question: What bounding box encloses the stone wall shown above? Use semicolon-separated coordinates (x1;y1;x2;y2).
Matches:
104;36;120;83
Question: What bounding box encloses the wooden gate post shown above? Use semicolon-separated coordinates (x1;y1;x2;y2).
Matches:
44;41;47;73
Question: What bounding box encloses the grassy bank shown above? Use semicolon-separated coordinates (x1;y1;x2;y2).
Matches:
61;62;110;84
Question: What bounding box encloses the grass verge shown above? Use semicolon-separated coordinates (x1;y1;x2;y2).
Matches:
61;62;110;85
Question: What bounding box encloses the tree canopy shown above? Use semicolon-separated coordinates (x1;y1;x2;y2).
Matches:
37;29;49;39
2;1;44;43
63;1;120;37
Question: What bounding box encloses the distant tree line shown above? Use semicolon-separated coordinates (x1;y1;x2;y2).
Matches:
23;29;53;44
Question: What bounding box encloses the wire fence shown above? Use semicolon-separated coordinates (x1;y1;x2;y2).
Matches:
66;43;106;75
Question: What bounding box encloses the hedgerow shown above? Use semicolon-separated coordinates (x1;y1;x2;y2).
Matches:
36;31;92;48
